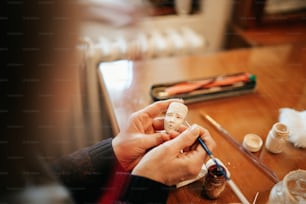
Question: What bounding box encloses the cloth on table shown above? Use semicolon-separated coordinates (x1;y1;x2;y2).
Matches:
279;108;306;148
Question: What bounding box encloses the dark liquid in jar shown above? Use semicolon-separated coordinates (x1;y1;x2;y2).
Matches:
202;164;226;199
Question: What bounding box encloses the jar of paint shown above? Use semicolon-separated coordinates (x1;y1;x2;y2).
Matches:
202;164;226;199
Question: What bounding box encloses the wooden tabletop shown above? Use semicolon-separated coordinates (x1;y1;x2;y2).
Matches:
232;24;306;47
98;42;306;203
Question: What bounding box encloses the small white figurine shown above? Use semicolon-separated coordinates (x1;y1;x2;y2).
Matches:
164;102;188;133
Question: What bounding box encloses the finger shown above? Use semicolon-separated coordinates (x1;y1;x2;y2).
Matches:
141;99;184;118
169;124;202;151
167;123;188;139
199;128;216;152
176;123;188;133
142;132;171;150
152;117;164;130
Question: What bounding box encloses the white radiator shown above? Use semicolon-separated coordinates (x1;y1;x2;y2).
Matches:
83;27;206;61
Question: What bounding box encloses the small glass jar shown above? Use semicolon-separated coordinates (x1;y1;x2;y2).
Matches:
268;169;306;204
265;122;289;153
202;164;226;199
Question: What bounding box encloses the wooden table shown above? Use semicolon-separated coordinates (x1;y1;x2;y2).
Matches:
98;42;306;203
227;24;306;49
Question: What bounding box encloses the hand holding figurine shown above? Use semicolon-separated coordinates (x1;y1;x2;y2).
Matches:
112;99;184;171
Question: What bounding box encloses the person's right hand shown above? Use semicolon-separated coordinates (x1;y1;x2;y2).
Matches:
131;124;216;186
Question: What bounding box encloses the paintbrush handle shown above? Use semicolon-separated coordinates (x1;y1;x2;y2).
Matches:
227;179;250;204
197;137;212;156
202;113;279;183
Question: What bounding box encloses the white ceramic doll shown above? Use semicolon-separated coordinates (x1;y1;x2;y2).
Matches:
164;102;188;133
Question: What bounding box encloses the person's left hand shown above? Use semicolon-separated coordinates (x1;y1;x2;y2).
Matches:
112;99;184;171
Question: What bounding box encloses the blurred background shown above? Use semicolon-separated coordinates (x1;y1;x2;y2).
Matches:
81;0;306;59
51;0;306;156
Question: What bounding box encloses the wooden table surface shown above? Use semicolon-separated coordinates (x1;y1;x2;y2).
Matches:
98;42;306;203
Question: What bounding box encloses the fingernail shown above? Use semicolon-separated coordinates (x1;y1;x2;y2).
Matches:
190;124;199;136
173;98;184;102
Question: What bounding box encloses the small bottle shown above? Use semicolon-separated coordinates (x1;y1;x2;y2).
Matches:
202;164;226;199
265;122;289;153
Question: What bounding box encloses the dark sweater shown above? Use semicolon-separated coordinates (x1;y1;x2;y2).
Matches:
52;138;172;204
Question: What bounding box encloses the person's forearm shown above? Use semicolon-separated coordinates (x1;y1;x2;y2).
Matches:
118;175;173;204
52;138;115;184
52;137;119;203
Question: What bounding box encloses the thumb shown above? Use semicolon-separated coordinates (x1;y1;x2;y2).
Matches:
170;124;200;150
142;132;171;149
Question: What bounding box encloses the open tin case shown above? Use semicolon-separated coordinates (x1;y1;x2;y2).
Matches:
150;72;256;104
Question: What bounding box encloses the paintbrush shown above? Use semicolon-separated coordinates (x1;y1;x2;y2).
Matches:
185;121;250;204
200;112;279;184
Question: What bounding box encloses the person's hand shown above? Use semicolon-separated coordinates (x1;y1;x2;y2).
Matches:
112;99;184;171
132;124;216;186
